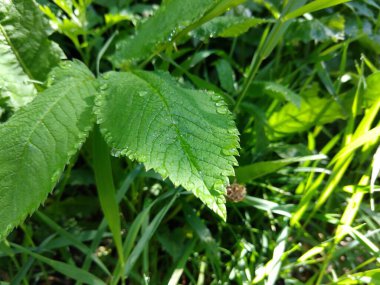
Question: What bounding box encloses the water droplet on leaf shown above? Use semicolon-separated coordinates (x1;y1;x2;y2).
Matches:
216;106;229;114
138;91;148;97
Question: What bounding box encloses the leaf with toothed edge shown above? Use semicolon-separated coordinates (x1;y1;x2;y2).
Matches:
95;71;239;220
0;60;96;240
110;0;224;67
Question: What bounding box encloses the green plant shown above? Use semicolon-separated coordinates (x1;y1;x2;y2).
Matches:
1;0;380;284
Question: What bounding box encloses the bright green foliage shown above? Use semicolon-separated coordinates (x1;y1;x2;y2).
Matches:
0;0;64;111
111;0;222;67
0;0;64;82
364;72;380;105
0;61;96;239
193;16;271;40
268;95;345;139
95;71;239;219
0;32;36;110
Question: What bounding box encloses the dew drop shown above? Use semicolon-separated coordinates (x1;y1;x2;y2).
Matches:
221;148;237;156
51;170;61;183
227;128;238;134
138;91;148;97
216;106;229;114
99;84;108;91
102;73;110;80
211;94;220;102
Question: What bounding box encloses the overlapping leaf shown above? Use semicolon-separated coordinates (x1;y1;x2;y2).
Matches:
0;32;36;109
0;0;64;110
0;60;96;239
95;71;239;219
268;96;345;139
111;0;222;67
192;15;271;40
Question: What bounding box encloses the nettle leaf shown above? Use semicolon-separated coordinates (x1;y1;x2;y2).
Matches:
192;15;271;40
0;32;36;109
0;0;64;81
0;0;64;109
0;60;96;239
111;0;223;67
95;71;239;219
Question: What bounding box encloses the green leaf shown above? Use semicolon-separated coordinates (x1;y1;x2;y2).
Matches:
364;72;380;105
0;60;96;240
0;0;64;83
192;15;271;40
0;32;36;110
95;71;239;219
286;15;345;43
111;0;223;67
268;96;345;139
215;58;235;93
249;81;302;107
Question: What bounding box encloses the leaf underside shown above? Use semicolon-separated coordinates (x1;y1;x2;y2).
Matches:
0;60;96;240
96;71;239;219
111;0;221;67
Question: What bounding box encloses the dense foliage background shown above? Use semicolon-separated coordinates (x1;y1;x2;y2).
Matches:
1;0;380;284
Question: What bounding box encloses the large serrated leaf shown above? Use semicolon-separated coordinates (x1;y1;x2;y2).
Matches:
95;71;239;219
0;32;36;109
111;0;222;67
192;16;272;40
0;60;96;240
0;0;64;83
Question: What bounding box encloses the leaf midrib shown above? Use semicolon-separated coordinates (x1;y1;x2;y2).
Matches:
11;80;93;187
132;72;207;188
0;25;35;87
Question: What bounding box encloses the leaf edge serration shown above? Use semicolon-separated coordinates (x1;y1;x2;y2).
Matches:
94;71;240;220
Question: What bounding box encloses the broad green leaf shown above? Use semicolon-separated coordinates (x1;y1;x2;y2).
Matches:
192;16;271;40
111;0;223;67
0;60;96;240
95;71;239;219
0;0;64;110
0;33;36;110
268;96;345;139
0;0;64;82
286;15;345;43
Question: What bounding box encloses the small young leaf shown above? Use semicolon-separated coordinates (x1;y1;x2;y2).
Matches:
0;60;96;240
95;71;239;220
